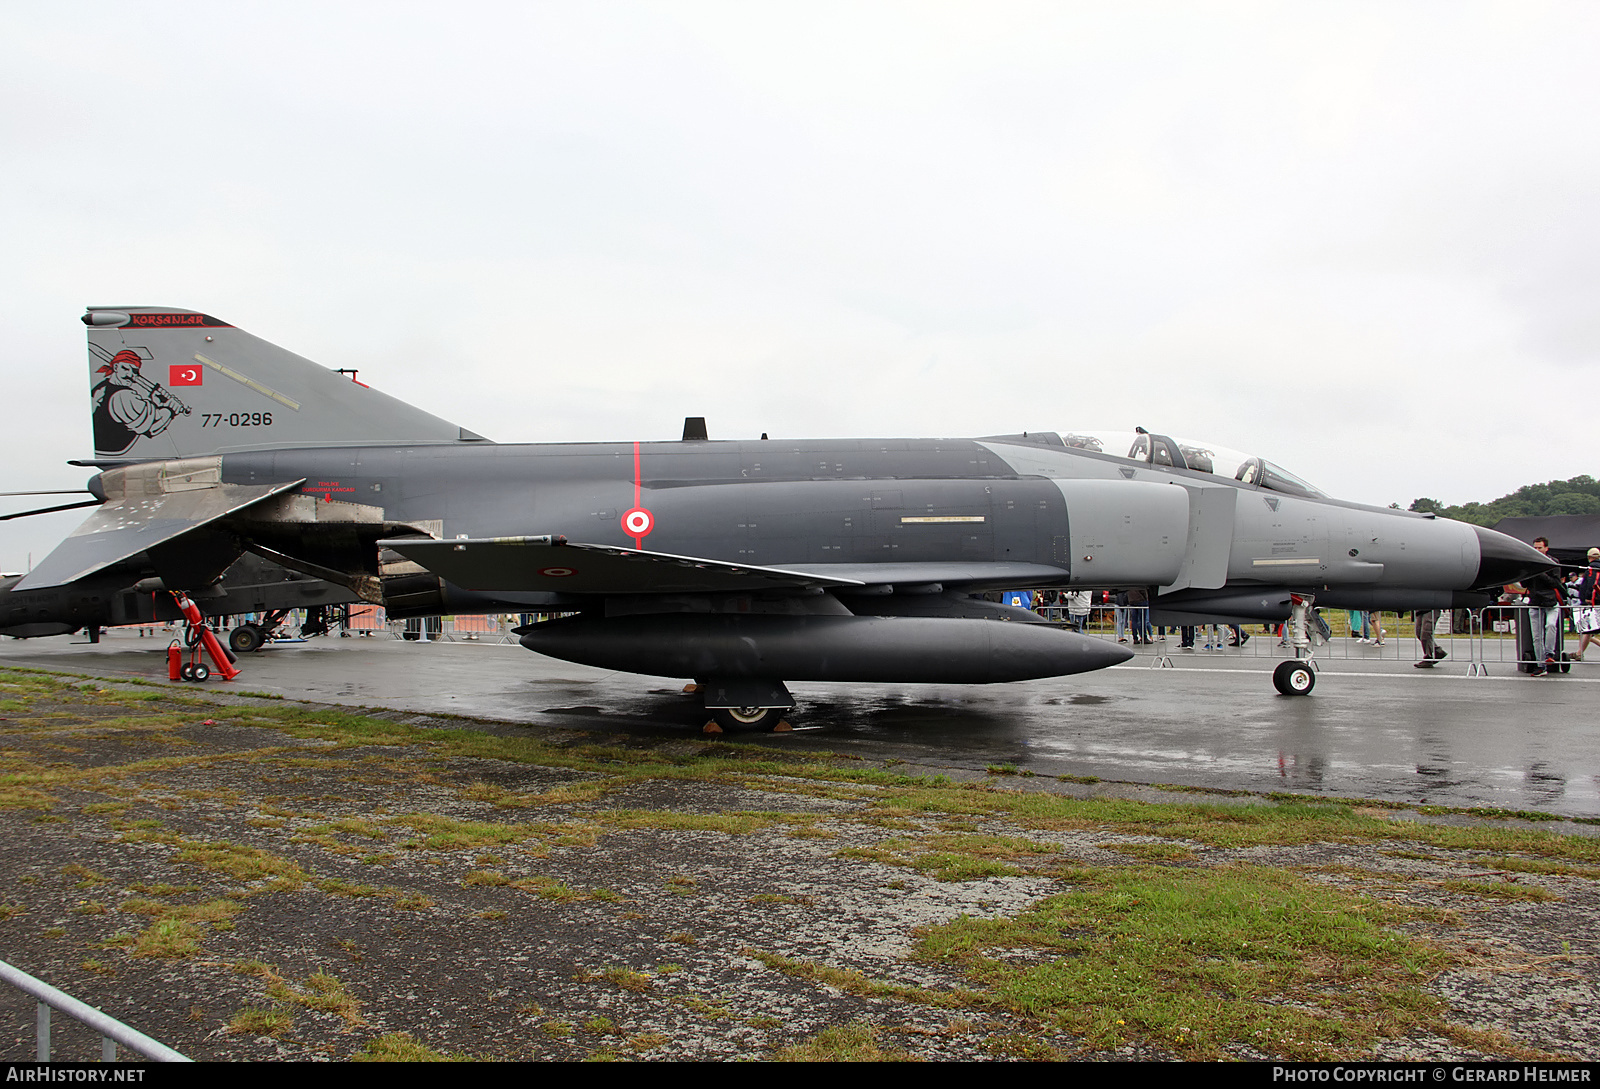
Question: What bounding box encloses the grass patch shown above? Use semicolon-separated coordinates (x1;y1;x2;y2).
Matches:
1467;856;1600;881
839;832;1056;882
229;1006;293;1037
772;1022;920;1062
511;875;586;901
60;863;109;888
598;967;653;993
917;863;1445;1060
387;813;547;850
983;1032;1063;1060
267;972;363;1024
1098;842;1199;863
127;882;199;897
1438;879;1563;903
132;917;203;958
870;786;1600;863
462;869;510;887
174;840;310;889
353;1032;458;1061
746;949;977;1009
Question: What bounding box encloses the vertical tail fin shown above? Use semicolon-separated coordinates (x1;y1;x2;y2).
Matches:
84;306;488;460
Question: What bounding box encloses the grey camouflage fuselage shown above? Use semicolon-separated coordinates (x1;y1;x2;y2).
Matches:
15;307;1551;699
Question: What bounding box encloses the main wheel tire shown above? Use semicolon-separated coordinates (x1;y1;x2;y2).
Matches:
229;624;264;654
1273;660;1315;696
191;663;210;682
710;706;786;732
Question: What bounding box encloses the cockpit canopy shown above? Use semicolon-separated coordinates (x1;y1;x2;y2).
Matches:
1059;429;1325;498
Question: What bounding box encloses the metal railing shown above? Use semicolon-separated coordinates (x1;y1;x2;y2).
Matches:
1463;602;1592;676
1033;602;1592;675
345;604;388;635
384;613;574;644
0;958;189;1062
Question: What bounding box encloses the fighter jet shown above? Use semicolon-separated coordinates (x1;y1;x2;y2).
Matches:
16;307;1551;728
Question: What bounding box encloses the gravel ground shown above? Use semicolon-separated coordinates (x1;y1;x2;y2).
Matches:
0;672;1596;1062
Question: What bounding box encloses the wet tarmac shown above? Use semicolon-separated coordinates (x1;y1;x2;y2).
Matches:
4;629;1599;817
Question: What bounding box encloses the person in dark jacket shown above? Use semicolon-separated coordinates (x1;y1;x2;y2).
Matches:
1525;537;1564;675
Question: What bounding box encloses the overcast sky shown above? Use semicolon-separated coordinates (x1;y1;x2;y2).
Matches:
4;1;1598;571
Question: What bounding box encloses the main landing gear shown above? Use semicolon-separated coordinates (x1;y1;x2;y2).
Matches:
229;605;338;653
710;706;789;732
229;608;290;654
692;678;796;734
228;622;267;654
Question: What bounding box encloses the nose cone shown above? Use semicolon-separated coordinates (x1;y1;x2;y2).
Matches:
1472;525;1557;588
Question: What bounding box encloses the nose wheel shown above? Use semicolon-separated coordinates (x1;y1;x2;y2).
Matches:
1273;659;1316;696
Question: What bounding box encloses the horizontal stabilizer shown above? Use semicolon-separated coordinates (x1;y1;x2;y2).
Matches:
379;537;867;595
15;478;303;591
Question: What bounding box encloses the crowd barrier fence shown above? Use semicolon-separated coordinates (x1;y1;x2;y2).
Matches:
1036;602;1591;675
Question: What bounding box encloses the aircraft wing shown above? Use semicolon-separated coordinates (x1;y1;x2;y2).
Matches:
15;479;305;591
380;537;868;594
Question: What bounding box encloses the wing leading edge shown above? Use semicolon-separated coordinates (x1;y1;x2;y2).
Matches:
380;537;1073;597
380;537;867;595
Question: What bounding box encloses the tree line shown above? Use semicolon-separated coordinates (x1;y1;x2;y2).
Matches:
1408;475;1600;525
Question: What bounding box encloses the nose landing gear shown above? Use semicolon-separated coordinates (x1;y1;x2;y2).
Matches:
1274;593;1317;696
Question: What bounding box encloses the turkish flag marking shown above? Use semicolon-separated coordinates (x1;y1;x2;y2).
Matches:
169;364;203;386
